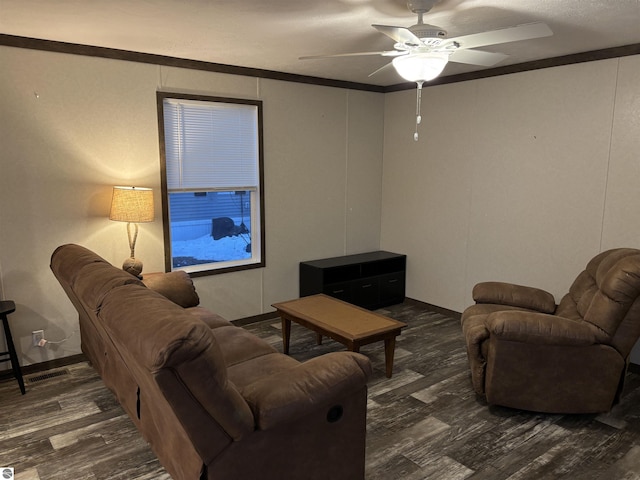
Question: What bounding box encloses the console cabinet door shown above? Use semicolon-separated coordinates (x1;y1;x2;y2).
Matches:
323;282;353;303
379;272;405;306
353;278;380;310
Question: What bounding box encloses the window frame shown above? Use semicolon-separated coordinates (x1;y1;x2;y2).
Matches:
156;91;265;276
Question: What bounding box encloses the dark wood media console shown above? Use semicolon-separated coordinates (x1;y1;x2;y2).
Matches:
299;251;406;310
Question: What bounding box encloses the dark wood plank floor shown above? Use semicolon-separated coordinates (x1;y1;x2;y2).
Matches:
2;301;640;479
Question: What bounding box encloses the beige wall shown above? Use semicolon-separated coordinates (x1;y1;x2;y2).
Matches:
381;55;640;314
2;42;638;369
0;46;384;366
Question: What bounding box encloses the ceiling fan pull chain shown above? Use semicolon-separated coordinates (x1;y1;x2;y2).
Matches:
414;81;423;141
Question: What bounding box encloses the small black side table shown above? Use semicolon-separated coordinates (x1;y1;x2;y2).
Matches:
0;300;26;394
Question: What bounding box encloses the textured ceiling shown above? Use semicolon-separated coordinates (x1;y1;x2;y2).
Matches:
1;0;639;86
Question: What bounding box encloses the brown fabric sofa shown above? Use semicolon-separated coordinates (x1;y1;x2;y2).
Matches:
50;244;372;480
461;248;640;414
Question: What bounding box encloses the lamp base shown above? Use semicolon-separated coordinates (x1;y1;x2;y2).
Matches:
122;257;143;279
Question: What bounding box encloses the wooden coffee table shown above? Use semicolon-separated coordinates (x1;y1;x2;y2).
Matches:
272;294;407;378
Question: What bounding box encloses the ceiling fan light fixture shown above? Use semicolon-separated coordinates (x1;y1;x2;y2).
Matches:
392;52;449;82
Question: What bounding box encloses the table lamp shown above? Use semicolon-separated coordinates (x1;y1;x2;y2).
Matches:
109;186;154;278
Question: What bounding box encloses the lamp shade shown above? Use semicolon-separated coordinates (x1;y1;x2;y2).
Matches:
109;186;154;223
392;52;449;82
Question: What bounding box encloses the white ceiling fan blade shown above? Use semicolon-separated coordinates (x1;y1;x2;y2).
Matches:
449;49;509;66
368;61;400;78
449;22;552;50
373;24;424;46
300;50;401;60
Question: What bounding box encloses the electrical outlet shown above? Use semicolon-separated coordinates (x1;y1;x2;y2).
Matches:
32;330;44;347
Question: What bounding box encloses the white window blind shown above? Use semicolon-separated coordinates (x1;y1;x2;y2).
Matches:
163;98;259;190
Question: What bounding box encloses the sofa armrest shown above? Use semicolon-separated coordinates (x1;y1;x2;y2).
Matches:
241;351;372;430
142;271;200;308
486;310;605;346
473;281;556;314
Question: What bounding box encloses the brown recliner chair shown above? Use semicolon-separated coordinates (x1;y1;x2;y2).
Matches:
461;248;640;414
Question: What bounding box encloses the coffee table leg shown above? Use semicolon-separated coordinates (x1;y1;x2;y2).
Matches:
384;336;397;378
281;316;291;355
316;333;323;345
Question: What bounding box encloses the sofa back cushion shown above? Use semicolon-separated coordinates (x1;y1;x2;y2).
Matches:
51;244;144;311
50;244;144;391
51;243;109;286
74;262;144;309
98;285;254;443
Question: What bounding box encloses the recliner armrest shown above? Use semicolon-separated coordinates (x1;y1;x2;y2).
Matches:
241;351;372;430
487;310;606;346
142;271;200;308
473;281;556;314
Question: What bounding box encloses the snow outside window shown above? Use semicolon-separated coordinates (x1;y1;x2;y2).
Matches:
157;92;265;275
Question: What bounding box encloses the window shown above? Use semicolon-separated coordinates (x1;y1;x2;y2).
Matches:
157;92;265;275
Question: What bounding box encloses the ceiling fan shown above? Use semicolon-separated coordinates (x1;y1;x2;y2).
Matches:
301;0;553;141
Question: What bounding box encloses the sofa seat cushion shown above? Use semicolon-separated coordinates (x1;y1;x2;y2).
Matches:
186;306;233;329
462;302;533;322
228;353;300;390
211;326;279;367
